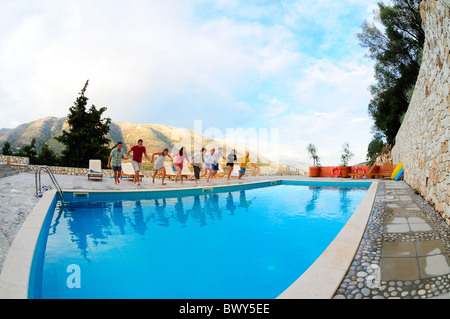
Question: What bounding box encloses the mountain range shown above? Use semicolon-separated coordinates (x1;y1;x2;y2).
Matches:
0;116;275;164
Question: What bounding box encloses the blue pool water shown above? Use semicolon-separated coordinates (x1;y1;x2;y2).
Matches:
31;181;369;299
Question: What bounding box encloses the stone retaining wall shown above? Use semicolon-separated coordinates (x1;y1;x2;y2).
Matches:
0;155;29;165
1;156;297;178
392;0;450;223
14;164;154;178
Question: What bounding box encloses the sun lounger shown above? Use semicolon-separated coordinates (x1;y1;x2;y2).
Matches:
230;165;240;178
181;162;194;180
249;168;259;176
349;164;376;179
348;164;393;180
122;162;144;181
216;164;227;178
88;159;103;181
163;162;177;181
349;172;392;179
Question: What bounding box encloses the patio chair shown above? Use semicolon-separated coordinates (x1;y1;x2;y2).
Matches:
122;162;144;182
181;162;194;180
230;165;240;178
163;162;177;181
88;159;103;181
216;164;227;178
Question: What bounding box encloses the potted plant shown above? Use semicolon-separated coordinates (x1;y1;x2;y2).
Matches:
340;142;354;178
307;143;321;177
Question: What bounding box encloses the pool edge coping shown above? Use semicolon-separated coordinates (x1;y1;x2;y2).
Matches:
0;189;57;299
0;179;377;299
277;179;379;299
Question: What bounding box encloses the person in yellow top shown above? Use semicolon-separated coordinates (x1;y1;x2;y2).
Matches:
238;151;258;179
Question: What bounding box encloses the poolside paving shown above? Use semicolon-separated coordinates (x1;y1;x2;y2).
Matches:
1;171;449;299
333;180;450;299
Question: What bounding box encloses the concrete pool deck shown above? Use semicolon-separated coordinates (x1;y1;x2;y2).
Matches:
0;171;449;298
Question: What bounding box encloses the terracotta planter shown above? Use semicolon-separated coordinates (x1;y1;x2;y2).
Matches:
341;166;351;178
309;166;320;177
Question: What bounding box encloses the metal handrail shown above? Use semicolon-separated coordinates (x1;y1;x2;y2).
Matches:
35;165;65;204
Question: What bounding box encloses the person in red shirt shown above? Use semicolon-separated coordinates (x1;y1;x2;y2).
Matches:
126;139;151;186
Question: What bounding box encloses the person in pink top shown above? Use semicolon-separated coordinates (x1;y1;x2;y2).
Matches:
172;146;190;184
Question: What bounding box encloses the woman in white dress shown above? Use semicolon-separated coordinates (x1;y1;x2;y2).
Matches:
200;148;215;179
151;148;172;185
207;147;226;182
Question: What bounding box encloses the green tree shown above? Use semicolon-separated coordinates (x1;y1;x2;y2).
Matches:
306;143;321;167
55;80;111;168
36;143;61;166
15;138;38;163
357;0;424;144
340;142;354;166
1;141;13;155
366;133;386;165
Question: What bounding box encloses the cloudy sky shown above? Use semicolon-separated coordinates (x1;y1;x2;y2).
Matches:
0;0;380;165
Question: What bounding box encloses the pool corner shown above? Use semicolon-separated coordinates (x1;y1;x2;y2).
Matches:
277;180;379;299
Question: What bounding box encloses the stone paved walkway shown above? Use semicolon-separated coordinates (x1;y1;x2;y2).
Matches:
0;174;39;270
333;180;450;299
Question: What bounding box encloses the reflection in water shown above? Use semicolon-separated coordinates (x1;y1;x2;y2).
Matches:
49;204;64;236
239;190;255;212
210;194;222;220
175;197;188;227
339;188;351;216
226;192;236;215
305;187;321;214
57;190;256;259
43;185;368;299
188;196;206;227
203;195;212;221
62;202;113;262
111;201;126;235
154;199;169;227
127;200;151;236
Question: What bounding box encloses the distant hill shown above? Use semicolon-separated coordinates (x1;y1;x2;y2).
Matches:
0;128;11;136
0;117;66;151
278;160;310;173
0;116;272;164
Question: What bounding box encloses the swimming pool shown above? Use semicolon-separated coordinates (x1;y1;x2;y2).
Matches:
28;180;371;299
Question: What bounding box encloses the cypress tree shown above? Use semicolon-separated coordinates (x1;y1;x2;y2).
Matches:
55;80;111;168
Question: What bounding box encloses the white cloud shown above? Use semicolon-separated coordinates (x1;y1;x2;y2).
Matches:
292;57;374;111
264;57;375;166
0;0;303;128
0;0;379;166
263;98;289;118
268;110;372;165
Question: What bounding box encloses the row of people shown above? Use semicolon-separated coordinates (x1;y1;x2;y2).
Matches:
107;139;257;186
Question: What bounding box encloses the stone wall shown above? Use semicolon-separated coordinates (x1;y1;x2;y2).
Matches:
1;156;275;178
0;155;29;165
7;163;155;178
392;0;450;223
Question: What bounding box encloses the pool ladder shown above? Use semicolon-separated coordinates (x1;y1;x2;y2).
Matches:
35;165;65;205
